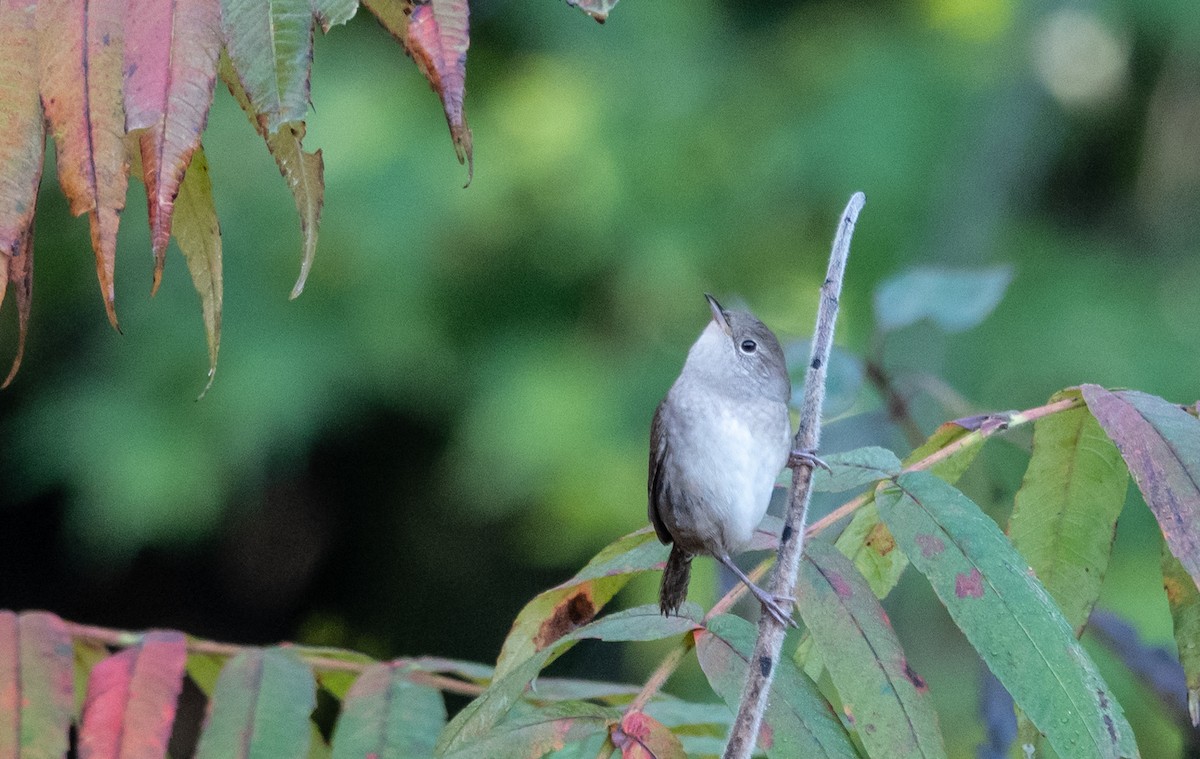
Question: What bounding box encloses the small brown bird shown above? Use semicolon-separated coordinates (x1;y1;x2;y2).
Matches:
648;294;796;626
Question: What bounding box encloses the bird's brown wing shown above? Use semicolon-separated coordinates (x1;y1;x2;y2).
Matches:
648;402;673;545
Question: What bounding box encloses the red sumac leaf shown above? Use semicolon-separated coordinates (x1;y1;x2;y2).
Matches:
406;0;472;183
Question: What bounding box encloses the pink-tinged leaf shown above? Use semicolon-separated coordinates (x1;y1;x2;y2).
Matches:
612;710;685;759
124;0;222;293
2;228;34;389
0;0;45;261
1082;385;1200;590
0;611;75;759
171;145;222;394
406;0;472;184
362;0;411;42
78;631;186;759
439;702;611;759
37;0;130;330
220;55;324;299
565;0;618;23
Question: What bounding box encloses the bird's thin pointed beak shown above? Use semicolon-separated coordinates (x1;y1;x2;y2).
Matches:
704;293;732;336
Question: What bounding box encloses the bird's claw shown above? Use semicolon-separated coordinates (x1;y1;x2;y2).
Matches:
789;448;831;472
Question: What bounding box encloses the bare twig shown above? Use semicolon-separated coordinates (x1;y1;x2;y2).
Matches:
723;192;865;759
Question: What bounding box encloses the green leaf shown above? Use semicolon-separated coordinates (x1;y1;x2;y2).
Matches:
0;611;75;759
185;648;226;697
195;647;317;759
494;529;666;680
219;53;324;300
873;265;1013;333
877;472;1137;758
1162;547;1200;726
1009;389;1129;634
438;701;611;759
833;421;983;601
219;0;313;132
437;604;700;755
812;447;902;493
78;631;187;759
1082;386;1200;592
695;614;859;759
331;662;445;759
312;0;358;32
795;541;945;759
172;144;223;395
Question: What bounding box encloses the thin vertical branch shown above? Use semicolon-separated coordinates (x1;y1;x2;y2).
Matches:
722;192;865;759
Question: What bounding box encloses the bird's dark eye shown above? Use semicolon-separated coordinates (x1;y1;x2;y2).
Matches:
740;339;757;354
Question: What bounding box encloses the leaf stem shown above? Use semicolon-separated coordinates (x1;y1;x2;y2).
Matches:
723;192;865;759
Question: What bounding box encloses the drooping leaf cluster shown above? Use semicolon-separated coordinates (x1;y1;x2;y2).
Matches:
0;0;599;390
4;381;1197;757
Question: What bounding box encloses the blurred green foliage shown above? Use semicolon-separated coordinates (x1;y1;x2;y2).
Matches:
2;0;1199;755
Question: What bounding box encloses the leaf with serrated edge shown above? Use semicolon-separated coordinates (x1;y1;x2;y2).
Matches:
612;710;686;759
330;662;445;759
877;471;1137;758
406;0;472;183
797;540;946;758
195;647;316;759
37;0;129;329
438;604;701;755
696;614;858;759
172;145;223;394
220;0;312;133
812;446;901;493
1082;385;1200;593
494;529;665;680
78;631;187;759
0;0;44;264
1163;547;1200;726
1009;389;1129;635
125;0;221;290
440;701;611;759
219;54;324;299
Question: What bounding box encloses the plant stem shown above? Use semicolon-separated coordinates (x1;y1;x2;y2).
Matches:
723;192;865;759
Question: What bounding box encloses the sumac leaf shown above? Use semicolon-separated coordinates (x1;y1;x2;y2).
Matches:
330;662;445;759
194;647;316;759
124;0;221;288
405;0;472;183
812;446;901;493
695;614;858;759
37;0;129;329
1082;385;1200;592
611;710;685;759
795;540;946;759
2;227;34;388
494;529;666;680
1163;547;1200;726
171;144;223;393
0;611;75;759
1009;389;1129;634
564;0;618;23
439;701;611;759
877;472;1137;758
78;631;187;759
219;0;313;132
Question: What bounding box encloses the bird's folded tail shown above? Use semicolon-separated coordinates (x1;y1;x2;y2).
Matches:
660;544;693;617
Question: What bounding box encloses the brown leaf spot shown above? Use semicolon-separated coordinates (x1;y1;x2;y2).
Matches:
827;571;854;599
534;589;596;649
915;533;945;558
865;522;895;556
902;660;928;692
1164;575;1188;605
842;704;856;726
955;568;984;598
